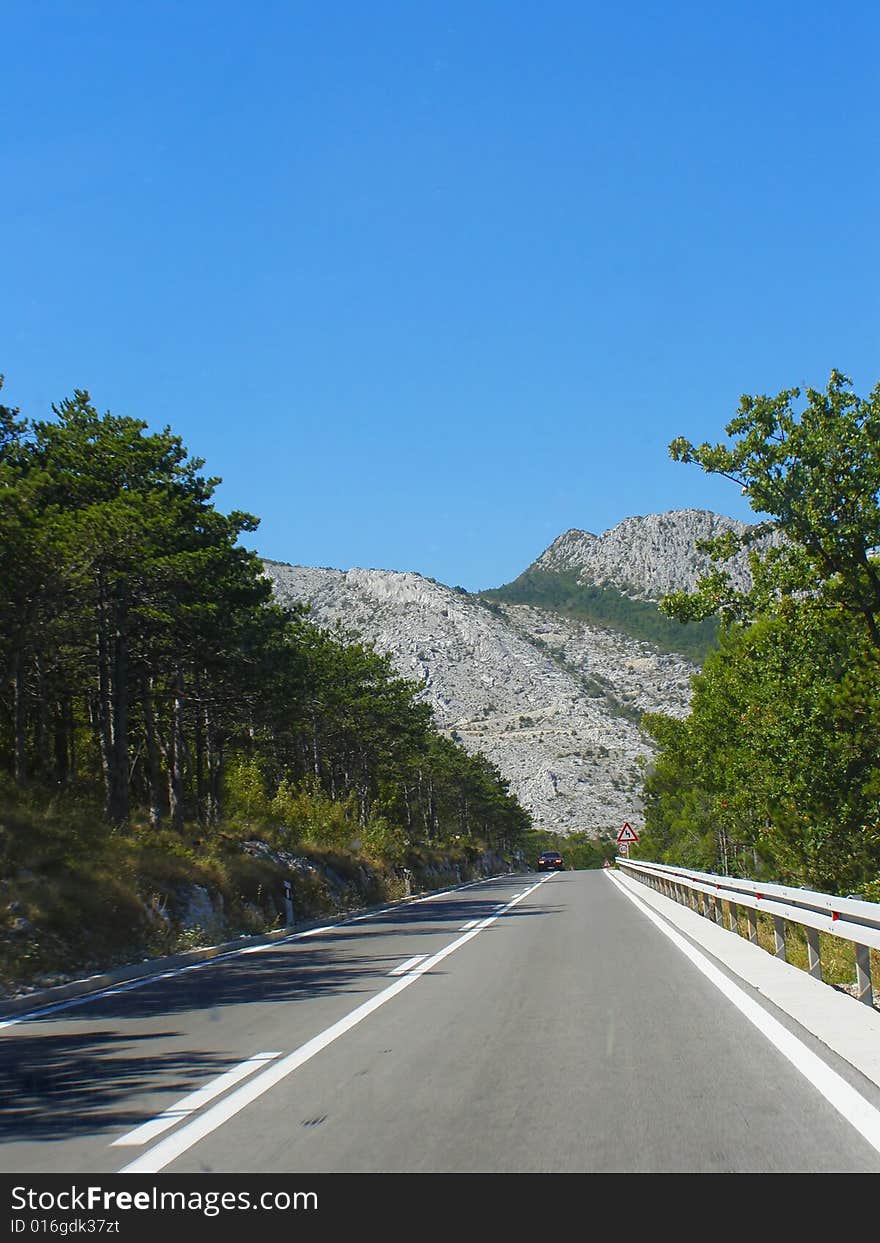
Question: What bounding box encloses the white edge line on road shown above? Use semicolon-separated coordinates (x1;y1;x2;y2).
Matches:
119;875;554;1173
0;874;528;1030
111;1051;283;1146
388;955;428;976
606;870;880;1156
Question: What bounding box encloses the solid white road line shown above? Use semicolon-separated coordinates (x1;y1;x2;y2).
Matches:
460;919;480;931
119;875;553;1173
112;1051;283;1146
607;871;880;1157
389;955;428;976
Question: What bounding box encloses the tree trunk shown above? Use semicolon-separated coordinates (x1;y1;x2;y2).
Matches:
53;694;71;786
167;668;186;829
142;678;164;828
96;583;114;818
209;735;223;826
108;621;130;827
202;700;220;826
34;653;51;780
12;651;27;785
194;678;207;827
427;778;437;841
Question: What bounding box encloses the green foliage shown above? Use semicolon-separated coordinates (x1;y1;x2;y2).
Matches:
641;602;880;890
523;827;617;870
663;370;880;648
0;383;530;874
647;368;880;895
224;758;272;827
269;778;361;851
0;379;531;989
481;570;718;662
358;815;408;864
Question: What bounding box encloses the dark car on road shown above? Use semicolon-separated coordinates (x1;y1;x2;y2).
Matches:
536;850;565;871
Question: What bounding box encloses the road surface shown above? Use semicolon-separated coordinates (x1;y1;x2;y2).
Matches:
4;869;880;1173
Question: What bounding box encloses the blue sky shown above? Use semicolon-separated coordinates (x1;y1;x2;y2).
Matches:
3;2;878;590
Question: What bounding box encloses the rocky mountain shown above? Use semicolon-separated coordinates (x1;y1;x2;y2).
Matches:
262;510;763;836
531;508;762;599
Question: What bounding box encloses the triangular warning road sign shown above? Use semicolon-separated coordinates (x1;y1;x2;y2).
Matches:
617;822;639;843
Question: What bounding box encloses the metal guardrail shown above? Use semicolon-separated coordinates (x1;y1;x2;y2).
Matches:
615;856;879;1007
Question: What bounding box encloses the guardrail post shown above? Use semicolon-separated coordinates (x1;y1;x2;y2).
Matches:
624;862;880;1009
806;927;822;980
855;944;874;1007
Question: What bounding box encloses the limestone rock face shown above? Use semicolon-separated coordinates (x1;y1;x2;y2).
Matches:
262;510;765;835
532;508;768;599
262;555;697;836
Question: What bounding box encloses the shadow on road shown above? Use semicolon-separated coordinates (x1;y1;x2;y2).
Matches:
0;1028;230;1142
6;883;559;1026
0;880;559;1144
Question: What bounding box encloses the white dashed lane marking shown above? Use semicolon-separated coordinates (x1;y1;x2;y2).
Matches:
112;1051;283;1147
389;955;428;976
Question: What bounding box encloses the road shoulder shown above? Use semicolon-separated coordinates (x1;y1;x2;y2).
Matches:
610;868;880;1092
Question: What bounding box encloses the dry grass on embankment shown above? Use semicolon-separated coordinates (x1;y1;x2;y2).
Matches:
0;782;504;999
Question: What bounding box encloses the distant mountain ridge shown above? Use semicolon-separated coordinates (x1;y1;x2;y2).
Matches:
262;558;694;835
260;508;755;835
529;508;761;600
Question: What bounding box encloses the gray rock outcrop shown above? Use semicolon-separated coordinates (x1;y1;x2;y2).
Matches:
532;508;768;599
262;558;697;836
260;510;767;836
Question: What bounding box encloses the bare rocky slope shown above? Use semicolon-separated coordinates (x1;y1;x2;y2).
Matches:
532;508;762;598
265;560;696;835
261;508;764;835
262;510;767;835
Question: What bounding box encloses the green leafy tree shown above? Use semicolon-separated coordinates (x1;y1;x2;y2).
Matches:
663;370;880;647
648;371;880;892
642;601;880;890
2;390;273;826
2;382;534;867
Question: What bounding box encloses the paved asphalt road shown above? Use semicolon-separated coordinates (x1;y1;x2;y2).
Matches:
4;868;880;1174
